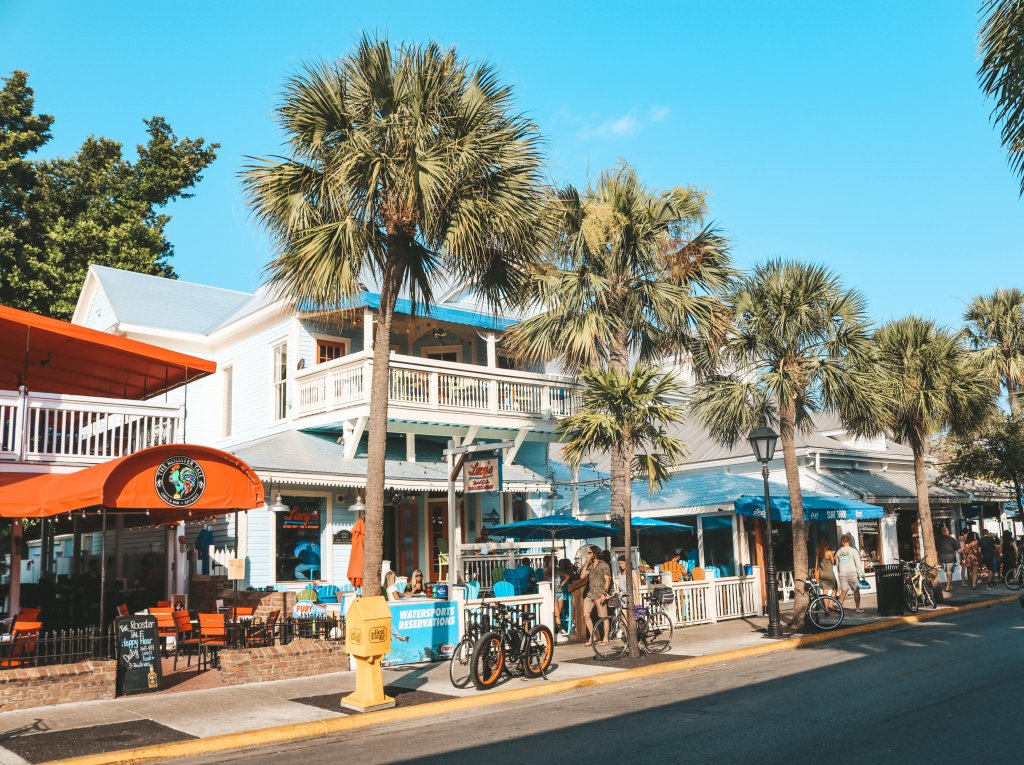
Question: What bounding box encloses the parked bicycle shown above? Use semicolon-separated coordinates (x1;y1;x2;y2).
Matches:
449;598;494;689
1003;559;1024;590
469;602;553;690
903;559;936;612
592;587;674;660
806;578;844;630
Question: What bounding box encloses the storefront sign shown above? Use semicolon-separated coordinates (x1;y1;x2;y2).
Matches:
154;456;206;507
115;615;162;695
282;505;320;529
858;521;879;533
292;599;328;619
227;558;245;580
464;457;501;494
383;600;458;666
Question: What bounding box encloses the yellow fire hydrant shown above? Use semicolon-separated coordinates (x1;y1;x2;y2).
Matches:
341;596;395;712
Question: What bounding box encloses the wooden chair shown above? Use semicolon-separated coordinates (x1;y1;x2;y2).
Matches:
492;581;515;597
246;610;280;648
296;587;318;603
172;610;201;671
149;608;176;656
198;613;227;670
436;538;449;582
0;621;41;669
690;566;706;581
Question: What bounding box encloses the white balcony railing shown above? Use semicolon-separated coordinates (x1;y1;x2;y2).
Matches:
0;390;184;464
294;351;579;423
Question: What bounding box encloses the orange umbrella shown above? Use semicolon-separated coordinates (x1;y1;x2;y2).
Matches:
347;517;365;588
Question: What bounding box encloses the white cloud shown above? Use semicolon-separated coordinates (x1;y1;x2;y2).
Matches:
573;106;670;141
649;105;670;123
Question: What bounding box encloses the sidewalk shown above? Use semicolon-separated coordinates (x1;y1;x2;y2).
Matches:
0;585;1015;765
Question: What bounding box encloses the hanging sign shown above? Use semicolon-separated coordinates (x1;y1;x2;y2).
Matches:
227;558;245;580
464;456;502;494
115;615;163;695
154;456;206;507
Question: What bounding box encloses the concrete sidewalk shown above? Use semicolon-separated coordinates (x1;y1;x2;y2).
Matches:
0;585;1015;765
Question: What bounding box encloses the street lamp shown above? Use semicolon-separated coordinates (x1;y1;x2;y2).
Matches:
748;425;783;639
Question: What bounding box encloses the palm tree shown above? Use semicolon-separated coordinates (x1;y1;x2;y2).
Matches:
690;260;881;626
873;317;994;576
963;288;1024;414
979;0;1024;194
505;163;732;655
243;36;547;596
558;365;687;657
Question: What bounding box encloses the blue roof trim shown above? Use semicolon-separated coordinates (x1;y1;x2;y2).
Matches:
298;292;516;331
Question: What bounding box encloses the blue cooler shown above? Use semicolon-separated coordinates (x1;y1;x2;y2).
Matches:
434;584;448;600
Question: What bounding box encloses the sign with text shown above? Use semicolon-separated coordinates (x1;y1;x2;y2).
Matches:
227;558;245;580
383;600;458;666
282;504;320;529
115;615;162;695
463;456;502;494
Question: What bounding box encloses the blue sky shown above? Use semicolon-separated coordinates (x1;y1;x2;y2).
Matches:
2;0;1021;327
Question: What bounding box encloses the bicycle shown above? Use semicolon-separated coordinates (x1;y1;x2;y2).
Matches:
449;599;494;689
592;588;674;660
469;603;553;690
903;559;936;612
805;578;844;630
1003;558;1024;590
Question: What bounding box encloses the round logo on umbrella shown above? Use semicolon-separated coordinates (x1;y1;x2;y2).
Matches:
155;457;206;507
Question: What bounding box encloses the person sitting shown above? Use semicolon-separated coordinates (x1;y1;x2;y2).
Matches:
406;569;426;596
504;558;537;595
384;571;401;600
293;536;321;580
662;552;686;582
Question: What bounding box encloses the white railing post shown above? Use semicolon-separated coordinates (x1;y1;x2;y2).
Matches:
537;581;554;631
750;565;763;616
428;372;439;409
489;380;499;413
705;570;718;623
15;386;28;460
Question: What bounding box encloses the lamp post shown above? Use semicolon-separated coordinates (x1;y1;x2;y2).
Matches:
748;426;783;639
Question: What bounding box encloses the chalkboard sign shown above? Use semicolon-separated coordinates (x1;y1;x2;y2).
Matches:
115;615;163;695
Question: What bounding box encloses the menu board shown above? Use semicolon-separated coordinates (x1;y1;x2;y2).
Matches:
115;615;163;695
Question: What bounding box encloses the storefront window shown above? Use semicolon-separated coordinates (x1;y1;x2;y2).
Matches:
276;496;323;582
701;515;736;577
857;520;880;572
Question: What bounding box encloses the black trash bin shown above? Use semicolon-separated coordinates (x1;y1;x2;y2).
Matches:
875;564;904;616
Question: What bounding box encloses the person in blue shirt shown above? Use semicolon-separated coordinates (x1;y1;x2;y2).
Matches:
505;558;537;595
294;537;321;580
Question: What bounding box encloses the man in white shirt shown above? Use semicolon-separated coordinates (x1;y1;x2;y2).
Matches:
835;533;866;613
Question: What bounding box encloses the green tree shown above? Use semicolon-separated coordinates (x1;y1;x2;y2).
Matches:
979;0;1024;194
874;317;995;575
242;37;547;596
691;260;880;626
0;71;218;319
505;163;732;654
941;413;1024;516
558;365;686;657
963;288;1024;414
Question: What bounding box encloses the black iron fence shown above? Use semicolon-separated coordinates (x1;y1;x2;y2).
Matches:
1;615;346;671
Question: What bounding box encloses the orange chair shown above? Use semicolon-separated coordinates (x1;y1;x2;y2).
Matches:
156;600;171;608
246;610;280;648
172;610;201;671
690;566;706;581
198;613;227;670
0;621;41;668
15;607;41;623
229;606;254;619
149;608;176;655
662;560;685;582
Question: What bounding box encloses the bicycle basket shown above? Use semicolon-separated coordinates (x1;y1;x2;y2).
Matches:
607;595;622;609
652;585;675;605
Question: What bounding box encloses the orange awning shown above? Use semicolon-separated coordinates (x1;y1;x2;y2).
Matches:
0;444;264;522
0;305;216;399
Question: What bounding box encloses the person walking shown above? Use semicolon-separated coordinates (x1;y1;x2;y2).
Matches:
581;545;611;647
936;526;960;593
1001;530;1018;578
814;540;838;598
979;530;999;589
960;532;982;589
835;534;867;613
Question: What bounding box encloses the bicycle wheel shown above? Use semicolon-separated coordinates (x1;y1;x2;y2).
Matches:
523;625;554;678
592;616;627;660
904;583;920;613
921;583;936;609
1004;565;1024;590
643;609;673;653
470;631;504;690
448;636;474;689
807;595;844;630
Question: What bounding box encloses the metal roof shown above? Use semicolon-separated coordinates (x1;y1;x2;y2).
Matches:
818;468;968;503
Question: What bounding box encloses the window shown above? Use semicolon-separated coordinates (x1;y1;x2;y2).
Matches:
423;345;461;363
272;342;287;421
275;496;323;582
857;520;880;572
222;366;233;437
496;353;517;370
317;339;348;364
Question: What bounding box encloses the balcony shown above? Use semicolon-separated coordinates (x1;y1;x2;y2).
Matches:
0;390;184;465
293;351;578;433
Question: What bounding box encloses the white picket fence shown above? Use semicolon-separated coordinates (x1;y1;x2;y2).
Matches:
644;571;763;626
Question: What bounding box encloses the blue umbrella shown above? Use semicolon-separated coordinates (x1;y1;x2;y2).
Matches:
626;516;695;534
488;514;617;629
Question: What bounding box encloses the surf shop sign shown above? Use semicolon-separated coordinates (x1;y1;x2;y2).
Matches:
463;456;501;493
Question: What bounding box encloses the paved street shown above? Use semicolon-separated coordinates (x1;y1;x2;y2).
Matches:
173;603;1023;765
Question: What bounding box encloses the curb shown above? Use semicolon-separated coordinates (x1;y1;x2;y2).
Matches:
44;594;1018;765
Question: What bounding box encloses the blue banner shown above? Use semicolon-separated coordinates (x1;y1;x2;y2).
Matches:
383;600;459;666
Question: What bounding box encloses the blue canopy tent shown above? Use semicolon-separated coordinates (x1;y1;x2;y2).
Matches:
488;514;618;629
625;516;695;534
734;495;884;522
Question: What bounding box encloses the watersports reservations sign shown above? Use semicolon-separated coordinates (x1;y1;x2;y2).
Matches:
463;456;501;493
383;600;458;666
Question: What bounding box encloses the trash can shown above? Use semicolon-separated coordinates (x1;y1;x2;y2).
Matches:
874;564;904;616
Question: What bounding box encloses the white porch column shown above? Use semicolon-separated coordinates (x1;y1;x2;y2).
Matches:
537;580;554;630
704;569;718;623
749;565;763;615
363;308;374;350
9;520;22;615
485;333;497;368
406;433;416;462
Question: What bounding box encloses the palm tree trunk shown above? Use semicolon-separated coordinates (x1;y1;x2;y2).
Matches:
780;398;809;628
361;254;403;597
912;434;940;589
1009;386;1019;417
